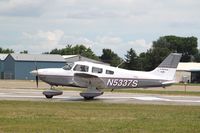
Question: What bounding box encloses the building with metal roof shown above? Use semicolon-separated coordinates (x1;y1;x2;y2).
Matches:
3;54;66;80
175;62;200;83
0;54;8;60
0;54;8;79
62;55;109;65
10;53;65;62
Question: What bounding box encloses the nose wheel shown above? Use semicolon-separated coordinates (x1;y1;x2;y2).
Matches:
43;89;63;99
83;96;94;100
45;94;53;99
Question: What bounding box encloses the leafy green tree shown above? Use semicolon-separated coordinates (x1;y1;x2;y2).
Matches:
194;50;200;62
142;48;171;71
136;35;198;71
136;52;146;71
153;36;198;62
123;47;170;71
100;49;122;67
48;44;99;60
0;47;14;53
20;50;28;54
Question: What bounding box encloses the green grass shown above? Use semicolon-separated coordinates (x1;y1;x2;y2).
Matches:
0;101;200;133
113;89;200;96
56;87;200;96
175;83;200;86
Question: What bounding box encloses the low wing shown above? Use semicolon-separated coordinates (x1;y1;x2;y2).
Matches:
73;73;106;88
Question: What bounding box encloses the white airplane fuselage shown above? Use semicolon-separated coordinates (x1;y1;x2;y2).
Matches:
33;61;175;89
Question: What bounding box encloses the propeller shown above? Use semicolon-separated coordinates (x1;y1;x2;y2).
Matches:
34;61;39;88
30;60;39;88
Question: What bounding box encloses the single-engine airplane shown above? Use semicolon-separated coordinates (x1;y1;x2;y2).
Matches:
30;53;182;100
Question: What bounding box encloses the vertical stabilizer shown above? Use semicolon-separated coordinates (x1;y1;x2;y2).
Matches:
150;53;182;80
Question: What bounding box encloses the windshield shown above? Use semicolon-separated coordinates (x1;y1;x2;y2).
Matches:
63;63;74;70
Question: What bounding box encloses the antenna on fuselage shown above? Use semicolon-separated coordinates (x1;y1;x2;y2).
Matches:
78;54;81;61
116;60;124;68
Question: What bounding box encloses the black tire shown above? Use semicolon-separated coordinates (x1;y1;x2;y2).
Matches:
45;95;53;99
84;97;94;100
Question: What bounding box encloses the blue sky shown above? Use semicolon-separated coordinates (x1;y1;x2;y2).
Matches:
0;0;199;57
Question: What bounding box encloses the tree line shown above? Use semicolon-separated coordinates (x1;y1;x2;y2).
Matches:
1;35;199;71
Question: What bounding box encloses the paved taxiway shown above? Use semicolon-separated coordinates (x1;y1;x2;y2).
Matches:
1;88;200;105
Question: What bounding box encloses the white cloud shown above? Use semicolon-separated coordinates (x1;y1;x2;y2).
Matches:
128;40;152;50
11;30;65;53
63;35;94;48
96;36;123;45
92;36;151;57
22;30;64;42
10;32;151;57
11;30;96;54
37;30;64;41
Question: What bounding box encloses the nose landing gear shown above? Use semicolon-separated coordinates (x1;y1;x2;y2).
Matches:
43;86;63;99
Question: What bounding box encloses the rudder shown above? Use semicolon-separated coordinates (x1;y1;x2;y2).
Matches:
158;53;182;68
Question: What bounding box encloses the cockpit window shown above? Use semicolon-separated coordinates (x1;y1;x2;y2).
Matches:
73;64;89;72
106;70;114;75
92;67;103;74
63;63;74;70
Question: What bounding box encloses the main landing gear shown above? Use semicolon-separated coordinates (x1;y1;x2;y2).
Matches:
80;85;104;100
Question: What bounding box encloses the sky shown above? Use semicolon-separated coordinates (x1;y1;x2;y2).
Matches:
0;0;200;58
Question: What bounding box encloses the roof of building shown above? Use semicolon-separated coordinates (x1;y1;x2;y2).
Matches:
62;55;78;59
177;62;200;71
0;54;8;60
9;53;66;62
62;55;109;65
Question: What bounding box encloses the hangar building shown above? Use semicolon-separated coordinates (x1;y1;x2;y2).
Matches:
0;54;8;79
3;54;66;80
176;62;200;83
63;55;109;65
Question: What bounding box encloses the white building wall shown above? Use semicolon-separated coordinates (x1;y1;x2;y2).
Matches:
175;70;191;83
